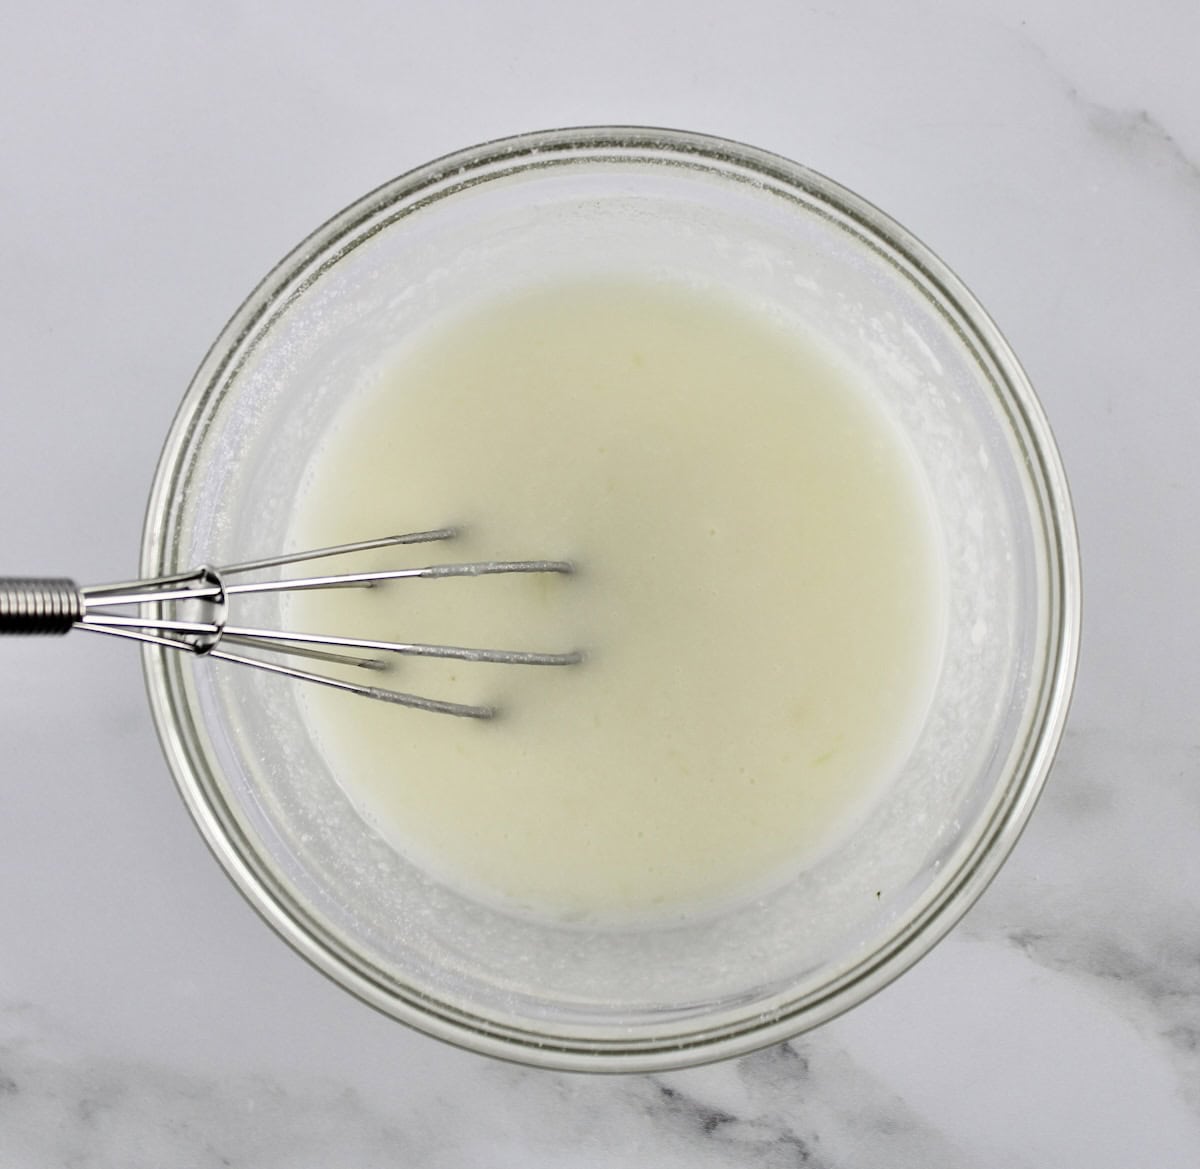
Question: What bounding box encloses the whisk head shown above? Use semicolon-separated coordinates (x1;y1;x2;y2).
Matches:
0;529;581;718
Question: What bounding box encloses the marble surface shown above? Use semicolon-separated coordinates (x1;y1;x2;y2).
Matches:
1;1;1198;1164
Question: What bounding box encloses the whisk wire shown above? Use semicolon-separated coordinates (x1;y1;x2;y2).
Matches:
218;529;456;576
1;529;580;719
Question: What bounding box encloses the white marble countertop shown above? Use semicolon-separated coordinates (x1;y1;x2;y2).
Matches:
2;2;1197;1165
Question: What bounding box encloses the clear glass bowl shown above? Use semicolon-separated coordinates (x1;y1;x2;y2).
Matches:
141;127;1080;1071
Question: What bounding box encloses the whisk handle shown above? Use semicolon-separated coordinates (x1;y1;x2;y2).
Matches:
0;577;83;635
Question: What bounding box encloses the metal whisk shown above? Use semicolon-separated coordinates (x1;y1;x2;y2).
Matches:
0;528;581;719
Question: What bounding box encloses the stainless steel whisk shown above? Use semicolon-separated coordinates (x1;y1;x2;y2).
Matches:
0;528;581;719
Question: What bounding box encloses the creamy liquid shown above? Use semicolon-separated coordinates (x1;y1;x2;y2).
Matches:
287;278;944;919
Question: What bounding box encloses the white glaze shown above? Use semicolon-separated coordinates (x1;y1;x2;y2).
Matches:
287;278;943;917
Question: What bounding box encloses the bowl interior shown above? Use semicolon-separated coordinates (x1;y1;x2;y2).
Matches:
143;129;1077;1069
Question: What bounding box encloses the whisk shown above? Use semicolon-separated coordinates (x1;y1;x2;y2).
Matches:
0;528;581;719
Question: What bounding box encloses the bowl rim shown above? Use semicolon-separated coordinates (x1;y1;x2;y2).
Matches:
139;124;1082;1072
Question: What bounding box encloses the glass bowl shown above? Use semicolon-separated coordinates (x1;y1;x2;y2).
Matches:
141;127;1080;1072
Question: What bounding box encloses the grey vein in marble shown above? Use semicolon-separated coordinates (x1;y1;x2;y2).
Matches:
962;726;1200;1119
1085;106;1200;188
1017;29;1200;191
0;1003;975;1169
